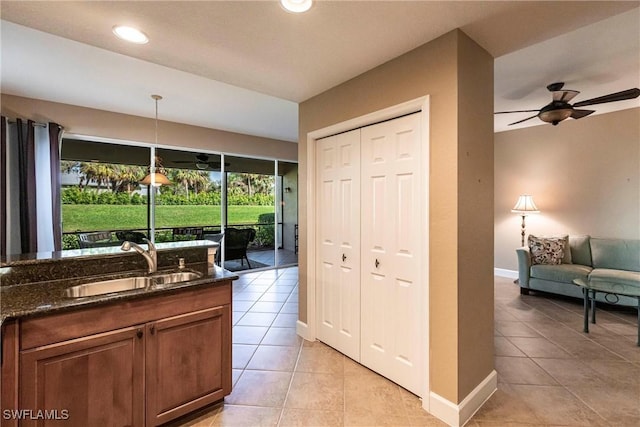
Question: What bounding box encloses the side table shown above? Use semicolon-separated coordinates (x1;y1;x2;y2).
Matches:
573;278;640;346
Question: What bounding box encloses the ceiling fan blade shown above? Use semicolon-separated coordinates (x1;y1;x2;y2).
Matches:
508;114;539;126
495;109;540;114
570;109;595;120
552;90;579;102
573;88;640;107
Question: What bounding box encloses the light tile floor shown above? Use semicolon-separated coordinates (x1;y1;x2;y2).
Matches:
174;270;639;427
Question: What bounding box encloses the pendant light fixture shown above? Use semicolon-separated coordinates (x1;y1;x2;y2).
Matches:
140;94;171;187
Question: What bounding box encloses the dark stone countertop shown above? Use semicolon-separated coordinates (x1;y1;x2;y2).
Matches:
0;264;238;326
0;240;220;266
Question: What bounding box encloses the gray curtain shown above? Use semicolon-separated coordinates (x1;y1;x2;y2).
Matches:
1;117;63;255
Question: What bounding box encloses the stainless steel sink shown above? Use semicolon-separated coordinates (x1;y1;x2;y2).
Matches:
65;271;203;298
65;276;153;298
152;271;202;285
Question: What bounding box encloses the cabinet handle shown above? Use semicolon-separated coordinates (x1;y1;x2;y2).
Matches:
375;259;380;268
136;329;143;339
150;325;156;335
342;254;346;262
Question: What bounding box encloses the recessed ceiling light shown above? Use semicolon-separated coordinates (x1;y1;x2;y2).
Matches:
112;25;149;44
280;0;313;13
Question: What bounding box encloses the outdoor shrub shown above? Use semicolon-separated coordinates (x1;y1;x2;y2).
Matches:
62;233;80;250
130;193;145;205
258;212;275;224
97;192;116;205
255;213;275;247
115;192;131;205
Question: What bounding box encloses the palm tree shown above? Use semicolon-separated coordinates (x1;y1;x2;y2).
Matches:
113;165;144;193
79;162;99;191
191;171;210;195
170;169;193;199
94;164;115;191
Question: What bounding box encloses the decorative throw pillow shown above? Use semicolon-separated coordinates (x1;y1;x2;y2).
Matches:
528;235;567;265
556;234;571;264
539;234;571;263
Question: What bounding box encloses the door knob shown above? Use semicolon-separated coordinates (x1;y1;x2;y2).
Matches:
136;329;143;339
375;259;380;268
150;325;156;335
342;254;347;262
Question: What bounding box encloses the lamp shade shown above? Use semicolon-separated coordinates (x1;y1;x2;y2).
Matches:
511;195;540;214
140;172;171;187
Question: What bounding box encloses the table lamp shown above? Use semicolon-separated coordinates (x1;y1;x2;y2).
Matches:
511;195;540;247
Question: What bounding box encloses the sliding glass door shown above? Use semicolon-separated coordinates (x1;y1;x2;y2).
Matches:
59;137;297;271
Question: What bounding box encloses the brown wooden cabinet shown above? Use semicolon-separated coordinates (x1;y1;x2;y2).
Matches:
1;282;232;427
145;306;231;426
20;326;145;427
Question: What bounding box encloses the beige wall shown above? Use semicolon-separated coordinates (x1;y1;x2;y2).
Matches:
299;30;494;404
495;107;640;271
456;33;495;400
1;94;297;161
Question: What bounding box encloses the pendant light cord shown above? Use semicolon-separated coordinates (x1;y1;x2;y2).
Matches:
151;94;162;172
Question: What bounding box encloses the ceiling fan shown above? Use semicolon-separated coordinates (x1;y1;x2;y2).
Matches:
173;154;229;170
495;82;640;126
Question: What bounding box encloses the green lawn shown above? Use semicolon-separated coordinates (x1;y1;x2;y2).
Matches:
62;204;274;232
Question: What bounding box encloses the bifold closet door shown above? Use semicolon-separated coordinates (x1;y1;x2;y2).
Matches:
360;113;423;395
315;129;361;361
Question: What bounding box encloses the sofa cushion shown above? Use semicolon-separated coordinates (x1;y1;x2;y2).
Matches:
530;264;592;284
588;268;640;296
528;235;566;265
590;238;640;271
569;235;591;267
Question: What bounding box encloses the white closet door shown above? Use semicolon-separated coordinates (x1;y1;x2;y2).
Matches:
360;113;423;395
316;129;361;360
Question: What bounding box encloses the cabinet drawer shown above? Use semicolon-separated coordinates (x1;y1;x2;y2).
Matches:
21;282;231;350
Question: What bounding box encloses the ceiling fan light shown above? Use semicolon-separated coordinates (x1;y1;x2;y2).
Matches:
195;162;208;170
539;108;572;125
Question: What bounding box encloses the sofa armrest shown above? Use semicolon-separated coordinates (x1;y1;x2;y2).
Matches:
516;247;532;287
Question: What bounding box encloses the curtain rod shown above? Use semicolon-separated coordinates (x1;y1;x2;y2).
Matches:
6;119;47;128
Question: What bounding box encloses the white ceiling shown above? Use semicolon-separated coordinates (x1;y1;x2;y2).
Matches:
1;1;638;141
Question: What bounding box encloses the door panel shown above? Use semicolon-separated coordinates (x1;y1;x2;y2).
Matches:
360;113;423;395
146;306;231;426
316;129;361;360
20;326;144;427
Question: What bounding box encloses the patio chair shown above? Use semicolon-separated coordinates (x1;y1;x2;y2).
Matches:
77;231;117;248
172;227;204;240
115;230;148;244
224;227;256;267
203;232;224;265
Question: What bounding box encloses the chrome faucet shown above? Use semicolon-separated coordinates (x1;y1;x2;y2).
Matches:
121;238;157;274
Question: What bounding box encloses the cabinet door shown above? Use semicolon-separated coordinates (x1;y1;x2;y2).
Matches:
145;305;231;426
20;326;144;427
360;112;424;395
315;129;361;361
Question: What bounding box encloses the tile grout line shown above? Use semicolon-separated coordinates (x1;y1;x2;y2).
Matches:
524;352;611;425
275;338;305;427
496;279;636;426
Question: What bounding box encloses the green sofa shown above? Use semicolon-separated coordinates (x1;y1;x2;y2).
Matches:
516;236;640;307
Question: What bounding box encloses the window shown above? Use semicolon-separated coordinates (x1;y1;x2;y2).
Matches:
59;138;298;270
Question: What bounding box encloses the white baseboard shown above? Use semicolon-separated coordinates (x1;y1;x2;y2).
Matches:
296;319;312;341
494;268;518;279
429;370;497;427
